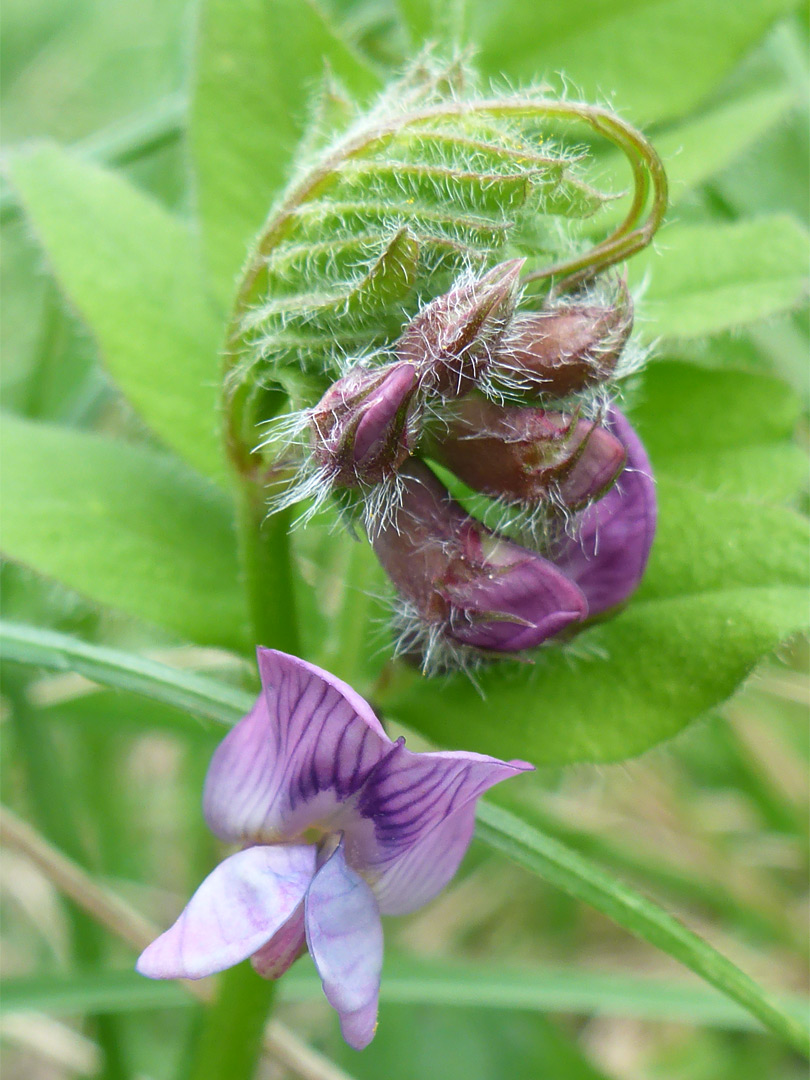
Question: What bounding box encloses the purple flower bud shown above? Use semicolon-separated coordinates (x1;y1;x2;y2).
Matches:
429;397;627;510
396;259;525;398
372;459;588;653
554;407;656;616
490;287;633;398
309;362;418;487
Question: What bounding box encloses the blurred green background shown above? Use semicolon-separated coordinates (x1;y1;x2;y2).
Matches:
1;1;807;1079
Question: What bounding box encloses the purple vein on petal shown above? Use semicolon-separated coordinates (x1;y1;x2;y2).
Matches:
203;649;393;844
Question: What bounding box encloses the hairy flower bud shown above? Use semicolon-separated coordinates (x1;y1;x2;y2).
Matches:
554;408;656;616
396;259;524;398
309;362;419;487
372;459;587;655
489;287;633;399
429;397;627;510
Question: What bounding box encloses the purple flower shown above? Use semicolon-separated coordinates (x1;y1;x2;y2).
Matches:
372;459;589;655
136;649;532;1048
554;407;657;617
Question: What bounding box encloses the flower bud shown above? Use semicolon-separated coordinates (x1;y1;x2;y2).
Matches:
396;259;524;399
429;397;627;510
490;287;633;399
372;459;587;654
309;362;418;487
554;408;656;616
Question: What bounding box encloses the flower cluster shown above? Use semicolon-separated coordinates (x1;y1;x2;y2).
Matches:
267;261;656;669
138;649;531;1048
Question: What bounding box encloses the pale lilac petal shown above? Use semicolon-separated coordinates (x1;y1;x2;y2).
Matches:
349;743;533;915
555;407;657;616
203;649;393;844
250;902;306;979
136;845;316;980
305;839;383;1050
366;799;478;915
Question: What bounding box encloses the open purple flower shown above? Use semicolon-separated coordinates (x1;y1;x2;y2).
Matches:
136;649;532;1048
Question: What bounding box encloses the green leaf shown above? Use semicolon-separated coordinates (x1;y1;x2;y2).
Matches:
7;144;226;484
633;361;806;502
631;216;809;340
332;1003;610;1080
470;0;801;124
475;801;809;1056
0;971;190;1017
0;622;254;725
9;957;805;1029
0;417;247;651
389;586;807;765
396;0;467;47
384;361;809;765
224;79;657;421
3;621;807;1053
649;89;794;205
191;0;383;300
40;691;226;742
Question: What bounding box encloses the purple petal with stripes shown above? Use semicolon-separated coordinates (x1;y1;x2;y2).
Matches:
349;743;533;915
555;407;656;617
136;845;316;980
305;839;383;1050
203;649;393;844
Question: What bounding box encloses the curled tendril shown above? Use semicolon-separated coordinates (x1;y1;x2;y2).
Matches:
223;91;667;477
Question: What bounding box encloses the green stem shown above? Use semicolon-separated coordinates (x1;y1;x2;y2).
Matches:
321;538;377;686
234;478;300;654
187;967;277;1080
186;463;300;1079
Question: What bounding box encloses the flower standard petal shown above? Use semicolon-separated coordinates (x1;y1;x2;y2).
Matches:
350;743;533;915
305;838;383;1051
555;407;656;617
136;845;316;980
203;649;393;844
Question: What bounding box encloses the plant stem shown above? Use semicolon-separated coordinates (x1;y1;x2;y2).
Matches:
234;476;300;654
187;967;277;1080
186;458;301;1079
